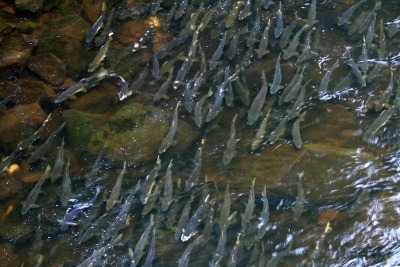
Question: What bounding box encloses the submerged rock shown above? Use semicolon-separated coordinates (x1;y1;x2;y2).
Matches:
0;243;20;267
13;0;44;13
85;102;200;164
0;176;22;200
27;53;67;86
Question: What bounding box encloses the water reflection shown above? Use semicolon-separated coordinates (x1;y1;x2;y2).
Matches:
0;0;400;266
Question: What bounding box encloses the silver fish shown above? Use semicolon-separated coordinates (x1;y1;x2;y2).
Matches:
78;234;121;267
318;59;340;98
281;66;306;104
60;157;72;207
131;26;155;53
174;0;188;20
251;108;271;151
223;114;238;166
54;79;89;104
131;214;155;267
106;161;126;210
85;2;106;44
375;71;394;112
209;31;227;71
210;224;228;266
274;1;283;38
365;12;376;47
95;8;114;47
227;232;243;267
337;0;366;26
175;195;195;241
198;43;207;74
88;32;113;73
279;18;298;50
185;140;203;191
143;228;156;267
200;199;215;246
21;165;51;215
158;101;181;154
225;1;244;28
287;80;308;120
199;6;217;32
268;118;288;144
178;235;204;267
293;172;305;221
389;16;400;38
378;19;386;59
50;138;65;183
0;85;20;111
247;13;261;48
248;71;268;125
219;183;231;232
296;31;312;64
238;0;252;20
234;75;250;105
228;27;241;60
363;101;400;142
107;74;130;101
307;0;317;26
162;159;173;212
194;90;212;128
174;59;190;89
358;36;368;74
28;122;65;164
257;185;269;239
263;0;272;9
346;48;366;87
242;178;255;227
140;156;161;204
332;71;353;93
283;24;309;60
153;67;174;103
182;194;210;242
258;18;271;59
292;111;306;149
142;183;160;215
270;54;282;94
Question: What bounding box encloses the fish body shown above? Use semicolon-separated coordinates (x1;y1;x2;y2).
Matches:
318;59;339;97
50;138;65;183
225;1;244;28
153;67;174;102
247;71;268;125
210;225;228;267
347;50;366;87
307;0;317;26
106;74;130;101
251;109;271;151
60;157;72;207
106;161;126;210
178;235;203;267
247;14;261;48
227;232;243;267
238;0;252;20
85;2;106;44
283;24;309;60
223;114;238;165
292;112;306;149
280;66;305;104
234;75;250;105
182;195;210;242
337;0;366;26
270;54;282;94
258;18;271;59
274;2;283;38
185;141;203;191
293;172;305;221
268;118;288;144
287;80;308;120
365;12;376;47
21;165;51;215
144;228;156;267
140;156;161;204
279;18;297;50
175;195;194;241
218;183;231;231
158;101;181;154
241;178;255;227
375;71;394;112
131;215;155;267
257;185;269;239
88;32;113;72
358;36;368;74
194;90;212;128
162;160;173;212
209;32;227;71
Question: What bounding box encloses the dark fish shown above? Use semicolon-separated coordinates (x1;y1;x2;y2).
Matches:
153;67;174;102
270;54;282;94
375;71;394;112
158;101;181;154
88;32;113;72
241;178;255;227
223;114;238;165
60;157;72;207
318;59;339;98
94;8;114;47
281;66;306;104
292;111;306;149
282;24;309;60
185;140;203;191
209;32;227;71
131;215;155;267
140;156;161;204
0;84;20;111
178;235;204;267
293;172;305;221
258;18;271;59
143;228;156;267
257;185;269;239
194;90;212;128
247;71;268;125
182;194;210;242
274;1;283;38
85;2;106;44
106;161;126;211
287;80;308;120
338;0;366;26
50;138;65;183
238;0;252;20
233;75;250;105
225;1;244;28
175;195;195;241
162;160;173;212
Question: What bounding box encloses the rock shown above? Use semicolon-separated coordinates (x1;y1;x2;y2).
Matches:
82;0;103;23
13;0;44;12
117;20;149;46
0;244;20;267
62;109;103;149
0;222;33;242
45;15;90;42
27;53;67;86
0;103;46;151
0;176;22;200
18;77;56;104
85;102;200;164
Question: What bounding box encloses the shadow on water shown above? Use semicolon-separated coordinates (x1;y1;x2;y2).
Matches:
0;0;400;266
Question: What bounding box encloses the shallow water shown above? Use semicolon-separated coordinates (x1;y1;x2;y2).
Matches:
0;0;400;266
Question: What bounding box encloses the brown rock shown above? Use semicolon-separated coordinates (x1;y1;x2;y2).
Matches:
0;222;33;242
14;0;44;12
82;0;103;23
0;176;22;200
117;20;149;46
0;48;31;69
0;244;20;267
18;77;56;104
27;53;67;86
0;103;46;151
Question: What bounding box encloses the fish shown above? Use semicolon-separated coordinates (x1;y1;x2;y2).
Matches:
280;66;306;104
150;0;162;15
178;235;204;267
279;18;298;50
200;199;215;246
358;4;379;34
210;224;228;266
142;183;160;215
143;228;156;267
50;138;65;183
85;2;106;44
218;183;231;231
363;101;400;142
131;26;155;53
337;0;366;26
263;0;272;9
182;194;210;242
283;24;309;60
106;74;130;101
60;186;100;231
21;165;51;215
0;84;20;111
194;90;212;128
318;59;340;98
174;0;188;20
227;232;243;267
140;156;161;204
238;0;252;20
365;12;376;47
78;234;121;267
332;71;353;92
106;161;126;210
296;31;312;64
175;195;194;241
268;118;288;144
358;36;368;74
181;8;202;37
292;111;306;149
241;178;255;227
270;54;282;94
266;242;293;267
209;31;227;71
223;114;238;166
346;48;366;87
251;108;271;151
84;141;108;187
199;6;217;32
274;1;283;38
151;53;160;79
88;32;113;72
233;75;250;105
293;172;305;221
248;71;268;125
158;101;181;154
247;13;261;48
257;18;271;59
162;159;173;212
287;80;308;120
95;7;114;47
307;0;317;26
0;151;16;174
185;140;203;191
153;67;174;103
28;122;66;164
378;19;386;59
225;1;244;28
257;185;269;239
206;68;239;123
389;16;400;38
131;214;155;267
174;60;190;89
60;157;72;207
375;71;394;112
183;79;196;112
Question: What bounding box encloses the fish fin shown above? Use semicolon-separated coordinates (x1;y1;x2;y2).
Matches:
68;95;77;100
